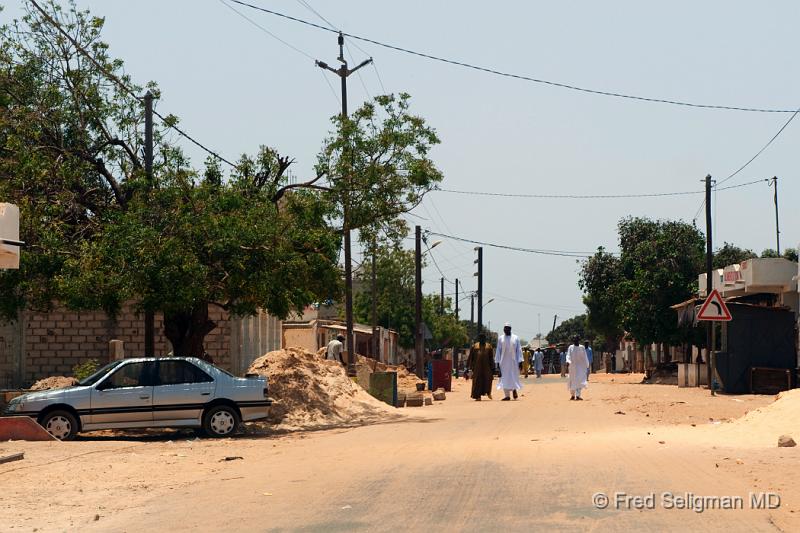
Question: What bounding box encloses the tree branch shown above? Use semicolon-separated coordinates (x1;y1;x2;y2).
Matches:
271;170;330;203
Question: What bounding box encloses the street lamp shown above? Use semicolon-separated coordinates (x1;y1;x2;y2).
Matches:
482;297;496;309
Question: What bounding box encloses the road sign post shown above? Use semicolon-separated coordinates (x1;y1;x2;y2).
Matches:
697;289;731;395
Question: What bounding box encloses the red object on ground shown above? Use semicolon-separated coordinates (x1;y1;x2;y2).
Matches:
0;417;57;441
431;360;453;392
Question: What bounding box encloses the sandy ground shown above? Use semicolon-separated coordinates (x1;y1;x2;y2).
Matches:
2;373;798;532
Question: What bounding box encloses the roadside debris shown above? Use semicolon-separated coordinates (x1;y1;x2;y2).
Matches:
0;452;24;464
221;456;243;462
614;410;626;415
29;376;77;391
778;435;796;448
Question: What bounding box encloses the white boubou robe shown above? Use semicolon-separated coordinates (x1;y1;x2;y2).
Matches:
566;344;589;392
495;333;523;391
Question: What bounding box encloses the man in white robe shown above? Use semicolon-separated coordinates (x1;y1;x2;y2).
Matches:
495;323;523;400
566;335;589;400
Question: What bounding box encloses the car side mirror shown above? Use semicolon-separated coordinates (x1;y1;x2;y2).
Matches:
96;380;110;391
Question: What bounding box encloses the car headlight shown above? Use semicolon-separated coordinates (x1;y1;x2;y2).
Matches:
4;397;23;413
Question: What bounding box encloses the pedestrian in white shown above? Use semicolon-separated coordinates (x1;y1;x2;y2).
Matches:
533;348;544;378
326;334;345;366
495;323;523;400
566;335;589;400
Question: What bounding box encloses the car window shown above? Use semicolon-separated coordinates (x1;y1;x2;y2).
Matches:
157;360;213;385
78;361;122;386
102;362;153;389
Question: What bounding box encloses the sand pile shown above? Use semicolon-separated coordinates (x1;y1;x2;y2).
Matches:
29;376;78;391
715;388;800;446
355;355;425;394
247;348;399;431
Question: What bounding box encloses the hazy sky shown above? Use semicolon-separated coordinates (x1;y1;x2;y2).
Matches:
7;1;799;341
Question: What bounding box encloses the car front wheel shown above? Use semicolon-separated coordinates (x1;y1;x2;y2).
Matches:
202;405;240;438
40;410;78;441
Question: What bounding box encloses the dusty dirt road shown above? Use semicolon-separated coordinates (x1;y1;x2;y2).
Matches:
2;373;798;532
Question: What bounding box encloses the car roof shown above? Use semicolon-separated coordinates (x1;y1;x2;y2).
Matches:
114;357;204;364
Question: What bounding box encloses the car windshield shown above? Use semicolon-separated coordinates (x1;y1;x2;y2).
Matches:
77;361;122;386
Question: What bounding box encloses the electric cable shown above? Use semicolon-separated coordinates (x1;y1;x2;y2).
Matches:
229;0;797;114
30;0;238;169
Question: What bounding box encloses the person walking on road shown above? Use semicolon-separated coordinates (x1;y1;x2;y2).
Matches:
495;323;523;401
584;340;594;381
467;334;494;401
560;347;567;378
533;348;544;378
326;334;346;366
567;336;589;400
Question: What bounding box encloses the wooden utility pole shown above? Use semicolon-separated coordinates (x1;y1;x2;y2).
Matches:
704;174;715;394
371;239;378;360
475;247;483;334
316;33;372;374
143;91;155;358
414;225;423;378
771;176;780;254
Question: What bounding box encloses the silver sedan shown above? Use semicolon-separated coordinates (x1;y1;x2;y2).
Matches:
4;357;271;440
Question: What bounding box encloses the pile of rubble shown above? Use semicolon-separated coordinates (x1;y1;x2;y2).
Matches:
246;348;399;431
355;355;447;407
28;376;78;391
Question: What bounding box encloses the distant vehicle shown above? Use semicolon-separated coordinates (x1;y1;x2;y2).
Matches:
3;357;271;440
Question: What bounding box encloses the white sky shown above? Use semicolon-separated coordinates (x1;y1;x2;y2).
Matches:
7;1;799;341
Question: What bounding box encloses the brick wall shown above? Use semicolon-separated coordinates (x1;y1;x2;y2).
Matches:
0;302;233;386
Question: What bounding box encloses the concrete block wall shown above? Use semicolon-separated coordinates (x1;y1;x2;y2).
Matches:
0;302;233;387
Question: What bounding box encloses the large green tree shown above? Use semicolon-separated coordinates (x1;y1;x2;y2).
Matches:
579;218;704;351
0;1;340;355
616;217;704;346
578;248;623;351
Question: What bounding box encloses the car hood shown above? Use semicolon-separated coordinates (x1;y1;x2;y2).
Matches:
18;386;88;402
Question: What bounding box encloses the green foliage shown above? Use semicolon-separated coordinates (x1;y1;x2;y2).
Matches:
422;294;468;349
579;218;704;349
354;243;416;348
578;248;623;349
713;242;756;269
71;359;99;381
317;93;443;237
616;217;704;346
547;314;593;345
760;248;797;261
0;2;341;356
354;239;467;349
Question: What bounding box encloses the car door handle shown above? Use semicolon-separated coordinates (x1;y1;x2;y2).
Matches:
139;395;150;400
200;392;211;396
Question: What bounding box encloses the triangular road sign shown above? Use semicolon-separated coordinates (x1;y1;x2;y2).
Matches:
697;289;732;321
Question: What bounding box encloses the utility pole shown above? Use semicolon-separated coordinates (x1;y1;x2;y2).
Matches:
143;91;155;358
440;278;445;315
414;225;424;378
470;293;475;336
371;239;378;361
316;33;373;374
771;176;780;254
704;174;715;395
454;279;459;378
475;247;483;335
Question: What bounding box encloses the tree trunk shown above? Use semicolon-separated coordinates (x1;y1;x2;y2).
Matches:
163;305;217;361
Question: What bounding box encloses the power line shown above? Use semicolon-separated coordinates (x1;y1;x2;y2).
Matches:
29;0;238;168
437;177;768;200
221;0;314;60
716;106;800;186
428;232;602;258
229;0;796;114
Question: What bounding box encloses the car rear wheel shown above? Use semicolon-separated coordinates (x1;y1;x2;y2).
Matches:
40;410;78;441
202;405;240;438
